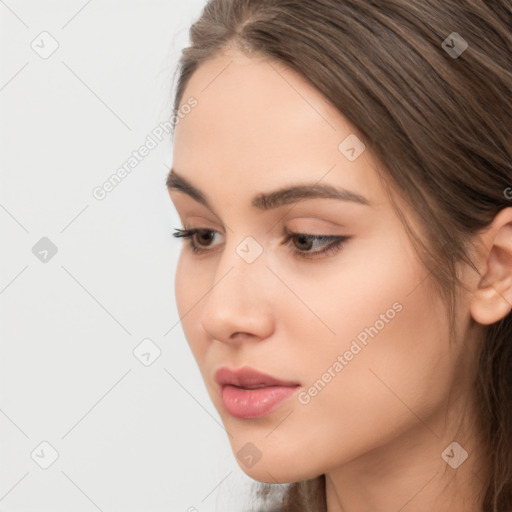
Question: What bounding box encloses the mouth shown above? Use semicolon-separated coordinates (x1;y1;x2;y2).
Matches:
214;366;301;419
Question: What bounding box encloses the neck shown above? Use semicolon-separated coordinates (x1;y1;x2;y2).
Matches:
325;395;488;512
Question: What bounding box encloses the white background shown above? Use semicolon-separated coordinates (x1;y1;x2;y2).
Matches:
0;1;263;510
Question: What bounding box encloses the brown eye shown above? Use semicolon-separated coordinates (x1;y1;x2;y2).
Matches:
172;227;221;254
194;229;215;247
284;232;350;259
293;234;315;251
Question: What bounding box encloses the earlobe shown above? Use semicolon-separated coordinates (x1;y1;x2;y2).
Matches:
469;209;512;326
470;280;512;325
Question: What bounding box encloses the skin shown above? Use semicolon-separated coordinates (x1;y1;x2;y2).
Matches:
167;47;512;512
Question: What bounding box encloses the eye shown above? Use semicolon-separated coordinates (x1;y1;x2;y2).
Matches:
172;228;221;255
172;227;350;260
283;230;349;259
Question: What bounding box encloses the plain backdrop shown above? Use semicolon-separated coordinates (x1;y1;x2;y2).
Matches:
0;1;270;510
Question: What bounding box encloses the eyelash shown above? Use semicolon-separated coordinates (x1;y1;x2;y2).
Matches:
171;226;350;260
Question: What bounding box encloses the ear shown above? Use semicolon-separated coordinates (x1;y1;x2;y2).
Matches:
470;207;512;325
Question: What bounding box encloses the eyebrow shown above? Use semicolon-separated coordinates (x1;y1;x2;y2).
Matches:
166;168;372;210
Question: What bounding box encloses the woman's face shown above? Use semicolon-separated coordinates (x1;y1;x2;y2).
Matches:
168;49;477;483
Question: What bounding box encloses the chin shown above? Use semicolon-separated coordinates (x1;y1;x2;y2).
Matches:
238;460;310;484
228;438;320;483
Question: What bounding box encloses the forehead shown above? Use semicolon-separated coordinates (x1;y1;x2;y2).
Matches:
172;49;380;208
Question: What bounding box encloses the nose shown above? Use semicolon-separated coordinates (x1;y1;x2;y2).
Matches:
199;244;275;345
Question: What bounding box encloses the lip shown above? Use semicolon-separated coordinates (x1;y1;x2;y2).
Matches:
215;366;300;388
215;366;300;419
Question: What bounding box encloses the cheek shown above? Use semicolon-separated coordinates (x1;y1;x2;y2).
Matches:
267;227;426;375
273;279;451;479
300;232;452;416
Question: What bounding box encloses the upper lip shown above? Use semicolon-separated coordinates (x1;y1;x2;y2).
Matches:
214;366;300;389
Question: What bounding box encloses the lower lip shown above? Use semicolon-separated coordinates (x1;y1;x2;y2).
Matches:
221;384;299;419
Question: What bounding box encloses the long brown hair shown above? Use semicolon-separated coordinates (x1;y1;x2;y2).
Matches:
169;1;512;510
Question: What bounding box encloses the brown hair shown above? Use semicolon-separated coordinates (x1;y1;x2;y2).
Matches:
169;1;512;510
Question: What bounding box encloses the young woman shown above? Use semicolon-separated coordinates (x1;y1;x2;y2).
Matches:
166;1;512;510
